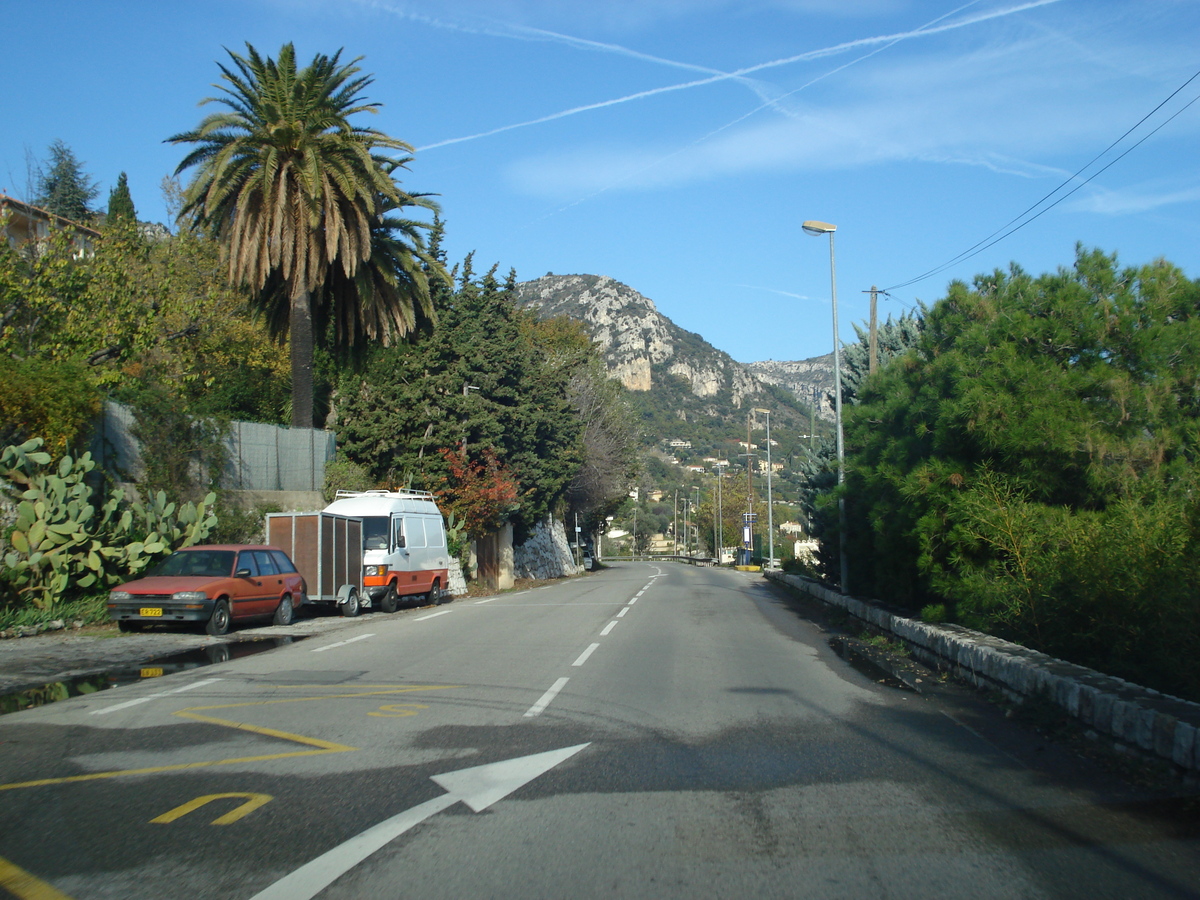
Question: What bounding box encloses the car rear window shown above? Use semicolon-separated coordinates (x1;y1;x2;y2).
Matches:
269;550;297;573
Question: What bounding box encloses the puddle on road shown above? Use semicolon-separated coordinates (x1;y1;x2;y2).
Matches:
0;637;302;716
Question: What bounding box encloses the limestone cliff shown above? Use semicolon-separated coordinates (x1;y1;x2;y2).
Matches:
515;274;760;407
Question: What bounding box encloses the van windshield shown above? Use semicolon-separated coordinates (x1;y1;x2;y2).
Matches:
362;517;390;551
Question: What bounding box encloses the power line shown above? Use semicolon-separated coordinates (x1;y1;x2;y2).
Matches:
884;65;1200;293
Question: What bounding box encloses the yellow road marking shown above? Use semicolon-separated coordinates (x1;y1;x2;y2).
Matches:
0;855;74;900
0;685;459;792
367;703;429;717
151;792;273;825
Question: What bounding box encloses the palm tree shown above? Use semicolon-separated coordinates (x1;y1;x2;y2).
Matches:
168;42;442;427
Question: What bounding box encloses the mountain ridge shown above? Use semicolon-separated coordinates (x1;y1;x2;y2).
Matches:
514;273;835;421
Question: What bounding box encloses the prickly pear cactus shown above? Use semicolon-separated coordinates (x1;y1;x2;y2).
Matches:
1;438;218;609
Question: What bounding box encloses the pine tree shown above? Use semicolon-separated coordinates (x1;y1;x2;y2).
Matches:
106;172;137;225
34;140;100;222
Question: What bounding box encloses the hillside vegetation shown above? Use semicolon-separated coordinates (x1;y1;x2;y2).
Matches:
818;247;1200;701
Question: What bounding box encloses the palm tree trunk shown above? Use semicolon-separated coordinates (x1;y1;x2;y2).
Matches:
290;290;315;428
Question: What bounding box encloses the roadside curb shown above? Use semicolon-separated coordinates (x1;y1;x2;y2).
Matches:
765;569;1200;776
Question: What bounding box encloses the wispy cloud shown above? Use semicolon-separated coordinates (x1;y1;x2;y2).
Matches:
1070;181;1200;215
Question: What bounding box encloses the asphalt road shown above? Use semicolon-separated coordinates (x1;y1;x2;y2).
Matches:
1;563;1197;899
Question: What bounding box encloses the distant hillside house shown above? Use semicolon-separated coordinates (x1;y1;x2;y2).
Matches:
667;439;692;449
1;193;100;257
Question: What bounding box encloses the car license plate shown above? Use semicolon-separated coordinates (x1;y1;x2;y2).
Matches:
139;607;163;617
140;668;164;678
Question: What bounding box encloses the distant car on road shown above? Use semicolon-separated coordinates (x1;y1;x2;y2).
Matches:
108;545;306;636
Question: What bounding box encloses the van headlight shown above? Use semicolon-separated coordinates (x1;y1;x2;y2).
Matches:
364;565;385;577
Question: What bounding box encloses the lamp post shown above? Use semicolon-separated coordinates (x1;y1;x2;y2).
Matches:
802;219;848;593
713;463;725;564
754;408;774;568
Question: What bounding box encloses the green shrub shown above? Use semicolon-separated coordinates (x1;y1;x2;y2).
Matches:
0;357;101;457
322;454;374;503
920;603;947;624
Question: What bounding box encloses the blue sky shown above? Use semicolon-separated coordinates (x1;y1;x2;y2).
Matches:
4;0;1198;363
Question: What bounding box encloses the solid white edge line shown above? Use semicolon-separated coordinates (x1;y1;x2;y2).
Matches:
572;643;600;667
91;677;222;715
312;633;375;652
523;677;570;718
600;621;617;636
414;609;452;621
474;598;496;604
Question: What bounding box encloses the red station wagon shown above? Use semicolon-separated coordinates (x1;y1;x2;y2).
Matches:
108;544;307;635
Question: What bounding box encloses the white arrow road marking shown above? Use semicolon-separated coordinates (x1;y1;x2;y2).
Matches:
248;743;590;900
312;634;374;653
90;678;221;715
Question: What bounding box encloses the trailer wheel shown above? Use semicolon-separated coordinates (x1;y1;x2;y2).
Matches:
380;584;399;614
341;588;361;618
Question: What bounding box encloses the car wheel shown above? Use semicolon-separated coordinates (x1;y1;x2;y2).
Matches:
206;600;233;636
117;620;143;633
273;595;294;626
427;580;441;606
380;584;399;614
341;589;361;618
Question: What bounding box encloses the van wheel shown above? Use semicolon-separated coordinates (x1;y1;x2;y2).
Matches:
341;589;360;618
380;585;399;614
273;595;294;626
206;600;232;636
427;581;441;606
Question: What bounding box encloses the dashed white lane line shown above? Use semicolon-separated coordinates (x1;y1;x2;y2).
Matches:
313;633;374;652
617;607;628;618
90;678;221;715
524;677;570;718
627;597;637;605
600;621;617;636
414;610;453;621
572;643;600;667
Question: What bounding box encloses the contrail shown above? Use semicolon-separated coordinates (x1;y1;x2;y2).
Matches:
350;0;784;108
541;0;987;217
417;0;1065;152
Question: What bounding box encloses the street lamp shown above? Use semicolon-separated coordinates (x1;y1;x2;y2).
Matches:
754;408;775;569
802;220;848;593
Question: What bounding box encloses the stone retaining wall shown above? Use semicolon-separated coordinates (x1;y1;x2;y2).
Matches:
765;570;1200;775
514;517;580;581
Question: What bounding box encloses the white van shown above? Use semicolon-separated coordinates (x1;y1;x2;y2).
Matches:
322;489;451;610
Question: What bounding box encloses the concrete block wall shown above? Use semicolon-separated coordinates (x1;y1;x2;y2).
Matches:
766;570;1200;775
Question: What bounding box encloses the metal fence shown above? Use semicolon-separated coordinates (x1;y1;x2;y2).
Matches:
90;401;335;493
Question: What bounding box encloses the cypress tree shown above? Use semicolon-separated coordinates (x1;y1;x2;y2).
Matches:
106;172;137;224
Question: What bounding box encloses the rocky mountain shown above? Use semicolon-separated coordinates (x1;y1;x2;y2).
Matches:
514;274;835;423
745;356;837;420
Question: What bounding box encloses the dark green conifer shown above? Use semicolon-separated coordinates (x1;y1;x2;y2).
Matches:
106;172;137;224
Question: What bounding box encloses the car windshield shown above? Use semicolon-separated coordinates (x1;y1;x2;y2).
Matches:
362;517;389;551
150;550;236;578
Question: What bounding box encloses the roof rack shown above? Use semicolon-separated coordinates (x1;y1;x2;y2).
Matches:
333;489;436;500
